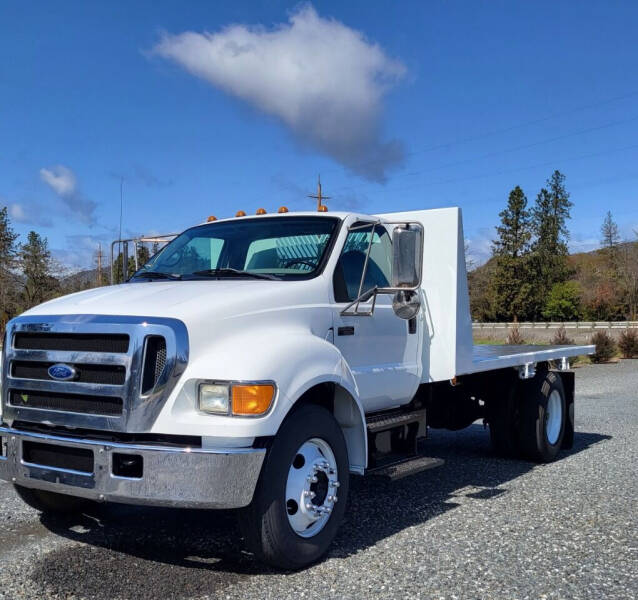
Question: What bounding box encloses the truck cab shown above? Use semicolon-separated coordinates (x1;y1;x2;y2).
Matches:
0;207;593;569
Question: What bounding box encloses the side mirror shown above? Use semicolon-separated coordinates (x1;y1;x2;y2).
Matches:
392;225;423;288
392;290;420;320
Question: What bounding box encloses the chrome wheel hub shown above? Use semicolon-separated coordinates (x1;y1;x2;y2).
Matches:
285;438;339;538
545;389;563;445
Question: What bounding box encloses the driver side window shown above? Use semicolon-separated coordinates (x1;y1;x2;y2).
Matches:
333;224;392;302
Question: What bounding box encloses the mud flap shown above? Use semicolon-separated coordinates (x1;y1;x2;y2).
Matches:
557;371;575;449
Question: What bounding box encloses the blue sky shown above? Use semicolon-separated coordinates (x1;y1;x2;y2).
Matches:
1;1;638;269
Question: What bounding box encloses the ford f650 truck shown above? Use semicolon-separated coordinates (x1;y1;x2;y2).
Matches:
0;207;593;569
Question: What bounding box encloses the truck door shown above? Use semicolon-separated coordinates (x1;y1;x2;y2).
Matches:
332;223;420;413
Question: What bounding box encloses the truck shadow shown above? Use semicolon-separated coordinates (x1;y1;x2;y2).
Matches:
32;427;610;599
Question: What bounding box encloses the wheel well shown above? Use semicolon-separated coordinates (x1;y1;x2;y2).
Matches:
289;382;366;474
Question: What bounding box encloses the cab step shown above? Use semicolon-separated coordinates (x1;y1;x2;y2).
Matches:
367;455;445;481
366;409;426;434
365;407;427;470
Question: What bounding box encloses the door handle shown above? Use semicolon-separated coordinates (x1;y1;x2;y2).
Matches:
337;326;355;336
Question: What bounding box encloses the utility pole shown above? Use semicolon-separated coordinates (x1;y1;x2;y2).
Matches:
308;175;330;211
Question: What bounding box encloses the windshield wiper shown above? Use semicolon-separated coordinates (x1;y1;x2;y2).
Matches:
191;268;280;281
131;271;182;281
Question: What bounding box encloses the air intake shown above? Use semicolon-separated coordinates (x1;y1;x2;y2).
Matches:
141;336;167;394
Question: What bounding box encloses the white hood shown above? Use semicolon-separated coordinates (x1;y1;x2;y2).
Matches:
23;280;311;323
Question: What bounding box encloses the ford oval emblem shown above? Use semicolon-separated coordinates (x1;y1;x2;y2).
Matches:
48;363;77;381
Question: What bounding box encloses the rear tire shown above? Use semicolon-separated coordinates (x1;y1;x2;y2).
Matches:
14;485;90;514
240;405;349;570
519;369;566;462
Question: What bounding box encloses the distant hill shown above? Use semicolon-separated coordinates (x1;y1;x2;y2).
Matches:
468;240;638;321
468;240;637;274
60;267;105;292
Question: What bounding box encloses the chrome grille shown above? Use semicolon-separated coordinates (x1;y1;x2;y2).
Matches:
11;361;126;385
141;336;167;395
14;332;129;353
1;315;188;433
9;389;123;416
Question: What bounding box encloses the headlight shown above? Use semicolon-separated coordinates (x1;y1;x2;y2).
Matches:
198;383;230;414
198;381;276;416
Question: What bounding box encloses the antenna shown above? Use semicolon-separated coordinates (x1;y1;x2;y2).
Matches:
308;175;330;211
96;244;103;286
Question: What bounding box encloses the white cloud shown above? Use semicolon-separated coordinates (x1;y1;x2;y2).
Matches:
39;165;97;225
8;202;53;227
40;165;77;197
152;5;405;182
465;229;493;268
52;234;110;272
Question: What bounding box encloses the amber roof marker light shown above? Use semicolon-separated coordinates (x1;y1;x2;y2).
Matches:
256;208;267;215
278;206;289;213
207;215;217;222
236;210;246;217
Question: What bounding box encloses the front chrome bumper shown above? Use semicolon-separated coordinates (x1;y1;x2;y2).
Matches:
0;426;265;509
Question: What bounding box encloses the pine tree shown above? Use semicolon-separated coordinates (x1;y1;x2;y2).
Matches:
530;170;573;318
19;231;58;309
137;244;151;268
0;206;19;331
489;186;535;320
601;210;621;269
533;171;572;258
601;211;620;249
492;186;532;258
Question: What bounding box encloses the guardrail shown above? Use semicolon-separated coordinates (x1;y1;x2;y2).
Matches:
473;321;638;330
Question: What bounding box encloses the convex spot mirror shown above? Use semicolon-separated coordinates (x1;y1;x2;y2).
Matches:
392;225;423;288
392;290;420;320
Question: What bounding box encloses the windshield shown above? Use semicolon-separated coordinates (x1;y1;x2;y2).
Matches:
132;216;340;281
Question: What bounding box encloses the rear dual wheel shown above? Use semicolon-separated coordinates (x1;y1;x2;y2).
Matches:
490;369;567;463
240;405;349;570
519;369;566;462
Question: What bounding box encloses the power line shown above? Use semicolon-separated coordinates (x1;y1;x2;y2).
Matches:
319;89;638;177
332;114;638;197
334;142;638;200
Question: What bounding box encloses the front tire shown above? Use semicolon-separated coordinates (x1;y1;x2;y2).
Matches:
519;370;566;462
240;404;350;570
14;485;91;514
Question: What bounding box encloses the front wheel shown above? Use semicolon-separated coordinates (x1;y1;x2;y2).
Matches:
519;370;566;462
240;404;350;570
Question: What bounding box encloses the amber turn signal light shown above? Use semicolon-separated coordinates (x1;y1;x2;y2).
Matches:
232;384;275;415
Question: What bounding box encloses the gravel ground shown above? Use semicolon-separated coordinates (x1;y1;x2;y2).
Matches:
0;361;636;599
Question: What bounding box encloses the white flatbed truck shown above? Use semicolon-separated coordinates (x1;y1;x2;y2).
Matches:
0;207;593;569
